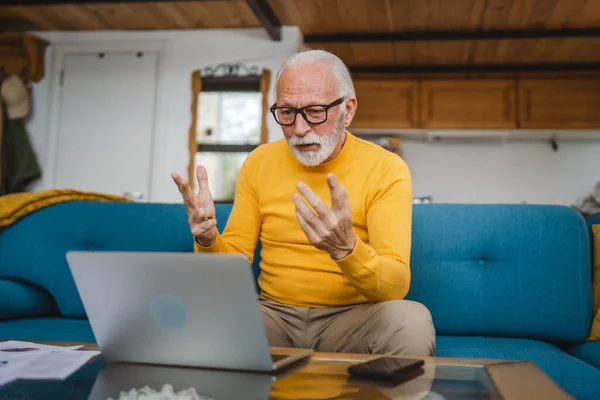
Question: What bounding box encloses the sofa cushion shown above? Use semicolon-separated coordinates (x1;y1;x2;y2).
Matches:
407;204;592;342
436;336;600;400
0;279;57;320
0;202;194;317
568;341;600;370
0;318;95;342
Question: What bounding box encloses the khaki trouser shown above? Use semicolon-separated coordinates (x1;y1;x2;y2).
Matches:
259;296;436;356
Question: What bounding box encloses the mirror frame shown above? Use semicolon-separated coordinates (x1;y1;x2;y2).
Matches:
187;69;271;184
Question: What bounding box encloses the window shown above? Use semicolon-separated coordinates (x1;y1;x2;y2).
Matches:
187;65;270;201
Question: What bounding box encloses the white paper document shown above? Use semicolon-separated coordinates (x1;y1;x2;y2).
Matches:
0;341;83;352
17;350;101;380
0;340;100;387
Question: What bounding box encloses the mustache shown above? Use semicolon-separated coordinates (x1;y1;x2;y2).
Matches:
288;134;324;146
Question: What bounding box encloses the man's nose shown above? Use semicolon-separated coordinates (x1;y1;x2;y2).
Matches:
292;113;311;136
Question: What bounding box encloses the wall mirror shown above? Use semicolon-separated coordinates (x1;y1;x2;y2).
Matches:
188;63;270;201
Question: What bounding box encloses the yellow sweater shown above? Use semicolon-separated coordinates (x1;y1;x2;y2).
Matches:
195;131;413;308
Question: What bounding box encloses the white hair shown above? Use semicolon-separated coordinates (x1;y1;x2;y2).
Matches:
274;49;356;101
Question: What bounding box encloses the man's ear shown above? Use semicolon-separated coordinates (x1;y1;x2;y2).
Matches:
343;97;357;127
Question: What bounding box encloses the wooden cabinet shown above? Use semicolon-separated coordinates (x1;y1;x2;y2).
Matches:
350;76;600;131
420;80;517;129
350;79;419;129
517;78;600;129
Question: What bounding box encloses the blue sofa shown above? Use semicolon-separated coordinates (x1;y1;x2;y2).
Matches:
1;201;599;398
567;212;600;375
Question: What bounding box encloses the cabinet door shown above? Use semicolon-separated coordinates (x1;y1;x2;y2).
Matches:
421;80;517;129
518;79;600;128
350;80;419;129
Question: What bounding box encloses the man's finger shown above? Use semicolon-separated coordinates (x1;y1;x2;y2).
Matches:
327;173;348;211
171;173;187;192
296;183;333;217
191;218;217;238
172;173;205;217
171;172;183;185
296;211;320;245
171;173;195;202
196;165;212;194
292;194;327;236
297;182;337;230
190;207;211;222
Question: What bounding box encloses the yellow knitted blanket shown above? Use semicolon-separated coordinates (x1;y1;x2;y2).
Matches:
0;189;130;228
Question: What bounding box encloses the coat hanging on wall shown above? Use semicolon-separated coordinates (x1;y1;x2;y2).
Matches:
0;74;42;195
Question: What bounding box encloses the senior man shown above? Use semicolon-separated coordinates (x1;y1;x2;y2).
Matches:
172;50;435;356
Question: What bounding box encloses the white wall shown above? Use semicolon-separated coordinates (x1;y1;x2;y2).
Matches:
25;27;302;202
400;139;600;206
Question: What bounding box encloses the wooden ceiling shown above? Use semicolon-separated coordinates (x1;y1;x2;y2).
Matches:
272;0;600;33
2;0;600;74
290;0;600;71
4;0;599;32
0;1;261;31
311;38;600;67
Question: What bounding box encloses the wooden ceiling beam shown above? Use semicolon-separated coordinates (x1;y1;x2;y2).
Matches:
348;63;600;74
245;0;281;41
306;28;600;43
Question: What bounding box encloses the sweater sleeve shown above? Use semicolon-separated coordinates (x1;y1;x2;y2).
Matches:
334;155;413;301
194;159;261;262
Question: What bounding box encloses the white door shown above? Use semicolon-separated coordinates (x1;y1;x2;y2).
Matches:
51;51;159;201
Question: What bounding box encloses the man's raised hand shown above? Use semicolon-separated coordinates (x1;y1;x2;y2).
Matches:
292;173;356;260
171;165;217;247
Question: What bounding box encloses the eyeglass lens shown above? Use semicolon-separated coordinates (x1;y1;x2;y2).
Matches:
275;106;328;125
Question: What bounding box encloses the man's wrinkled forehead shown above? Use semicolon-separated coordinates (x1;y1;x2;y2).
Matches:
277;85;336;106
276;66;338;103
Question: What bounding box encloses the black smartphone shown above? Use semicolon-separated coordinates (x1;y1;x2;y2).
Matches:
347;357;425;381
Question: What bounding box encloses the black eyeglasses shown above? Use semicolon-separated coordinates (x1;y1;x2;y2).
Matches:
270;97;345;126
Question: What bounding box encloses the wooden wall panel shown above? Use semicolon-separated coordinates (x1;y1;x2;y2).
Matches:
420;80;517;129
518;78;600;128
350;80;419;129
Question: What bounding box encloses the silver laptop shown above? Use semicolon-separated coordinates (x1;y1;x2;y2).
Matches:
66;251;312;372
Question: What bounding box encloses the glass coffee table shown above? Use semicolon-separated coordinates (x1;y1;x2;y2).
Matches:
0;344;572;400
268;351;571;400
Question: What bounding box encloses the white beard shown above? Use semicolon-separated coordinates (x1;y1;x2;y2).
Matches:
286;114;346;167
